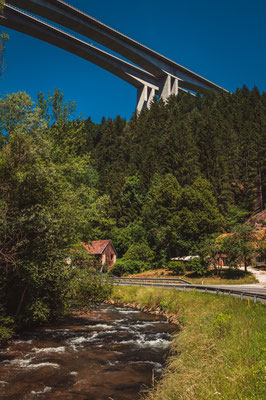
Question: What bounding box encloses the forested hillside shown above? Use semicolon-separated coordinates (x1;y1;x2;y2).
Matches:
37;86;265;263
0;86;265;332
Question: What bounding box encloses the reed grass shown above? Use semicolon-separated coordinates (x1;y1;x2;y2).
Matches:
112;286;265;400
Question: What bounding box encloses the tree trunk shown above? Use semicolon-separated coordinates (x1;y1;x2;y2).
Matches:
15;285;28;317
244;257;247;273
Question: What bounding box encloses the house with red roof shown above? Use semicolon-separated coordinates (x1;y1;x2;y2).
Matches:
81;240;117;272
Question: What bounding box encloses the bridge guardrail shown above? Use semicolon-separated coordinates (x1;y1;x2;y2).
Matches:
111;278;266;304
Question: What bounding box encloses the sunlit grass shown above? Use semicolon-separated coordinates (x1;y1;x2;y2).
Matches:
112;286;265;400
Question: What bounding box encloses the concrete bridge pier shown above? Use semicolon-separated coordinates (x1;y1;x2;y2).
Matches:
159;75;179;101
136;85;157;113
159;75;171;100
147;87;156;108
137;76;179;113
136;85;148;113
171;77;179;96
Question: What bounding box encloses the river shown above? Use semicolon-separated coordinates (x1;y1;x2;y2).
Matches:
0;304;177;400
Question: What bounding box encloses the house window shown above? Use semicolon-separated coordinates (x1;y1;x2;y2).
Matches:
111;255;113;260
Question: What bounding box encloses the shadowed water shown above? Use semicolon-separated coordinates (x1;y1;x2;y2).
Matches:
0;304;177;400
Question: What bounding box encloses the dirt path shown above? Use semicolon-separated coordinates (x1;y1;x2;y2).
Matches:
246;266;266;285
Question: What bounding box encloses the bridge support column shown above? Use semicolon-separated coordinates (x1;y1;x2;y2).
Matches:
136;85;148;113
147;87;155;109
159;75;179;101
136;86;157;113
171;77;179;95
159;75;171;100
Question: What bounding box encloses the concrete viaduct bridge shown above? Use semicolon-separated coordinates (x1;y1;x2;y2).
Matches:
1;0;227;112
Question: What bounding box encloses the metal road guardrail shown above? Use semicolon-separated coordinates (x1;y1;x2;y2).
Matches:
111;276;191;284
111;277;266;304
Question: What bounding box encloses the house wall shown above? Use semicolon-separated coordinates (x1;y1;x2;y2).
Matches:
252;256;266;267
100;243;117;271
216;254;227;267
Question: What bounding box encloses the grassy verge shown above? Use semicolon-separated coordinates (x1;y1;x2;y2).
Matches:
112;286;265;400
128;268;258;285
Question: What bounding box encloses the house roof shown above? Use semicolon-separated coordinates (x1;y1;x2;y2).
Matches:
81;240;117;255
215;233;233;243
216;227;266;250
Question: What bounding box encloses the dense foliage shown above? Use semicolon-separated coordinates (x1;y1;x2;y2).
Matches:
89;87;265;268
0;86;265;338
110;259;147;277
0;92;111;339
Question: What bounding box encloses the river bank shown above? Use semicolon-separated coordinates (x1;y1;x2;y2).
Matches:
111;286;265;400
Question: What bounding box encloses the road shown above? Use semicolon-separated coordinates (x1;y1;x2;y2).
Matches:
112;277;266;304
211;284;266;295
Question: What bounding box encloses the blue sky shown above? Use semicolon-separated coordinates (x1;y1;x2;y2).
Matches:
1;0;266;122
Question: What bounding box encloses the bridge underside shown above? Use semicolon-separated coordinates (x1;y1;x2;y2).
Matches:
2;1;228;112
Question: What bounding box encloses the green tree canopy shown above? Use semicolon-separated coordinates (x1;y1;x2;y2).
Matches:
217;225;257;272
0;92;112;327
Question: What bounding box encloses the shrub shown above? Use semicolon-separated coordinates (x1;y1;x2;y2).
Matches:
167;261;185;275
186;258;207;276
109;259;147;276
0;316;14;343
102;263;108;273
123;242;154;264
25;300;51;324
69;268;113;306
212;312;232;337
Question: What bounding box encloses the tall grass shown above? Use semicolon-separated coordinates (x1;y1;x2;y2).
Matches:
112;287;265;400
